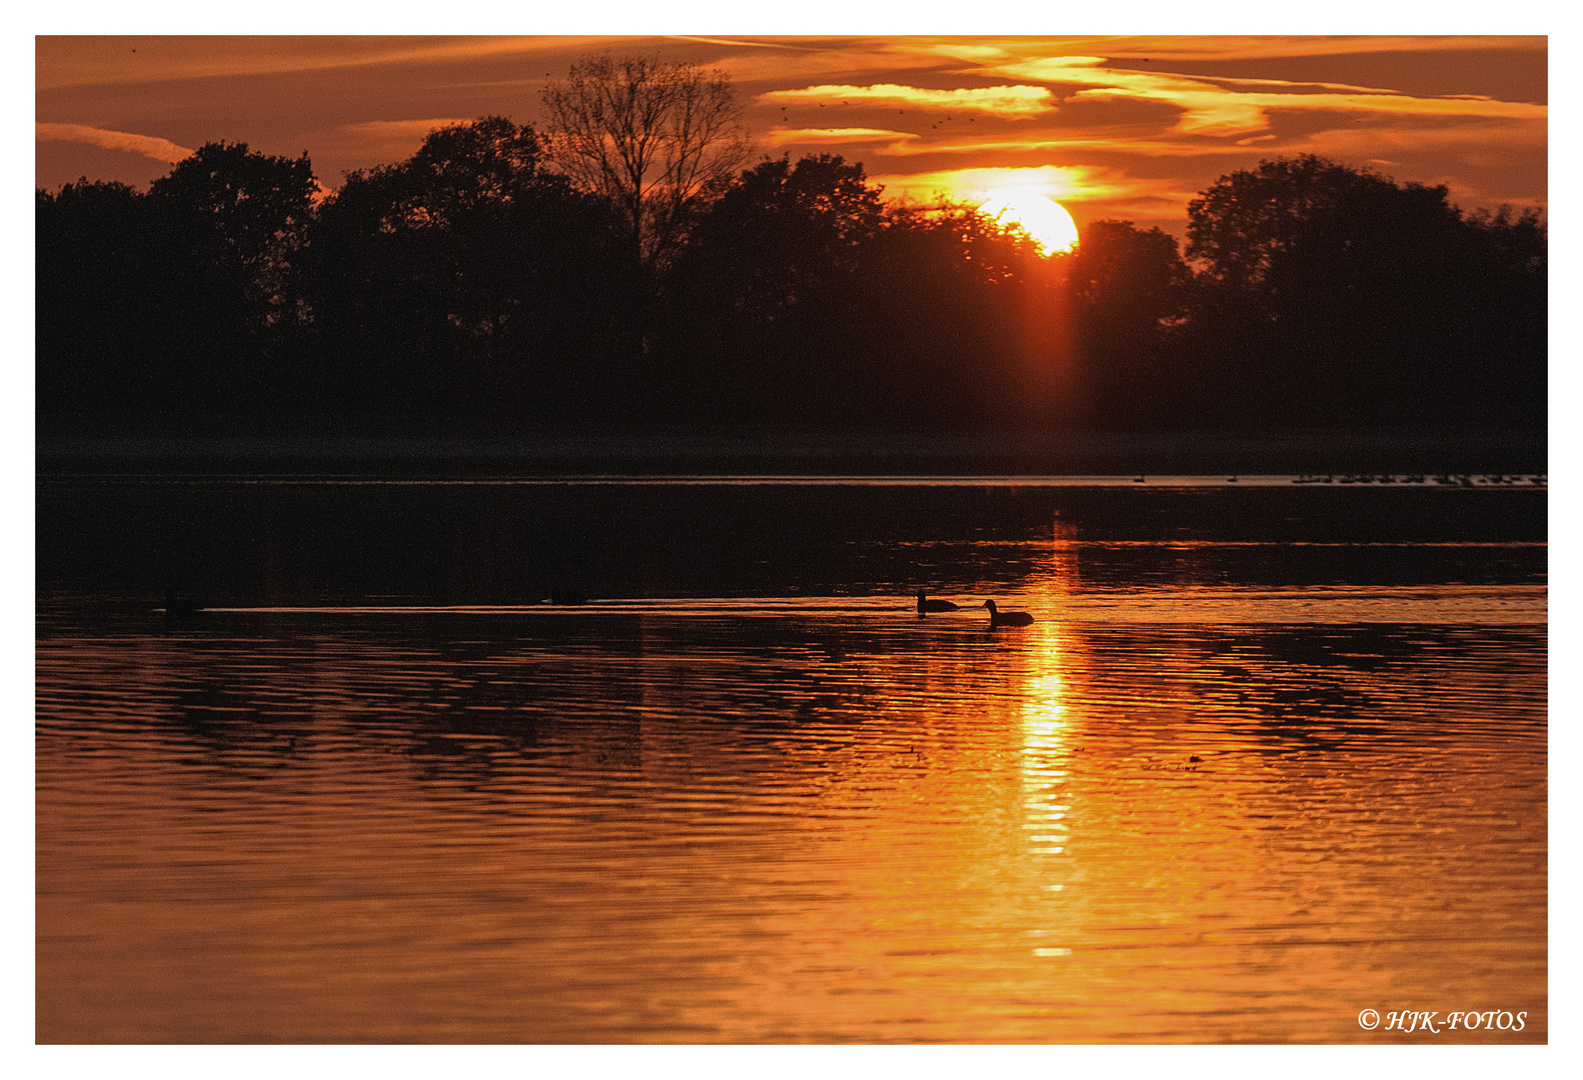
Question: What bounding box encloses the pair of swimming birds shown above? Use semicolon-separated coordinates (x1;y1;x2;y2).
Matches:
916;592;1035;626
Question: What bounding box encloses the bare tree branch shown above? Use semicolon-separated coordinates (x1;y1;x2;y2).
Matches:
541;55;751;270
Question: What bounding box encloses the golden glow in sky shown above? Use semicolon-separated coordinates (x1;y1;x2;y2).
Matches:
34;35;1547;237
979;190;1080;254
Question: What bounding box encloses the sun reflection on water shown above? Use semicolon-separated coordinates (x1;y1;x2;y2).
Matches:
1019;624;1078;966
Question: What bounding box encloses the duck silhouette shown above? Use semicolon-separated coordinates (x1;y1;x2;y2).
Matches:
916;592;959;614
982;599;1034;627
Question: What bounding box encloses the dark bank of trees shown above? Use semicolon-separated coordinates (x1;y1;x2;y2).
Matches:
663;153;1062;424
37;141;316;420
1177;155;1546;427
303;116;629;421
36;65;1545;437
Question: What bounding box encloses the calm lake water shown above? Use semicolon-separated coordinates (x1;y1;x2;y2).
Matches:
36;478;1546;1043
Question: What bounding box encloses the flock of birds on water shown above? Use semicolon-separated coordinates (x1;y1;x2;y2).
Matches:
1290;473;1544;486
1120;474;1545;486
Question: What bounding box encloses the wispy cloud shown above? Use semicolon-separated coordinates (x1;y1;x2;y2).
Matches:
904;36;1546;64
665;36;811;50
868;116;1546;195
35;122;193;164
762;127;919;148
761;83;1056;119
1293;120;1548;174
1092;35;1547;61
917;44;1013;64
36;36;615;92
1189;74;1407;95
339;119;477;139
873;135;1285;159
865;163;1179;207
983;55;1547;137
715;47;948;86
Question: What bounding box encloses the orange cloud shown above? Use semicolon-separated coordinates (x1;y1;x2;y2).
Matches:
904;36;1546;65
1293;120;1548;176
870;113;1546;164
761;83;1056;119
762;127;919;148
1083;86;1547;136
919;44;1014;63
665;36;810;50
715;46;951;85
874;135;1281;158
35;122;194;164
864;164;1179;208
1191;75;1408;94
985;55;1547;137
36;36;612;92
1081;35;1547;62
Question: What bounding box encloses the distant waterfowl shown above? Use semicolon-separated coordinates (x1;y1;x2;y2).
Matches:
982;599;1034;627
917;592;959;613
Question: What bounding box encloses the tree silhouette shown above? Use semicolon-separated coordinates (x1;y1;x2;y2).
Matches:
304;117;623;422
149;141;318;332
1067;220;1190;423
666;154;885;413
38;143;319;427
37;180;174;419
540;55;751;272
1456;205;1547;419
1184;154;1544;426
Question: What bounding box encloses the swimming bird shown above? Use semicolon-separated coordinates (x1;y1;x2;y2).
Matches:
982;599;1034;627
917;592;959;613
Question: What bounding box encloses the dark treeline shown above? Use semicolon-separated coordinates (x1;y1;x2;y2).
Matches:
37;111;1545;436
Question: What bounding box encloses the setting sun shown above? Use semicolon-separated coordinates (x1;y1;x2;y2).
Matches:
978;189;1080;254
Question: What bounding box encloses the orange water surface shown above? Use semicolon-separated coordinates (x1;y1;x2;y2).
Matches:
36;582;1546;1042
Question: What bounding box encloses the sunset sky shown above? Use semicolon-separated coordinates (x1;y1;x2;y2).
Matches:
35;32;1547;238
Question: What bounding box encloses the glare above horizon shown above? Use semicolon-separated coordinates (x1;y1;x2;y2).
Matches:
978;190;1080;253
